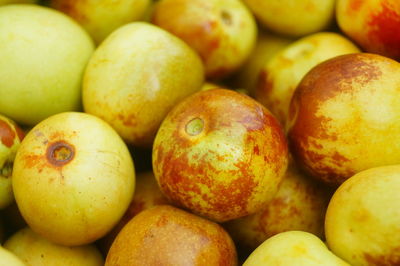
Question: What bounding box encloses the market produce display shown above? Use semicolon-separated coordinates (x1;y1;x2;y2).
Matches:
0;0;399;265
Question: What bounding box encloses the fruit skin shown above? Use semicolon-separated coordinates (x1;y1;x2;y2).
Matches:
83;22;204;147
243;231;350;266
105;205;238;266
337;0;400;61
4;227;104;266
287;53;400;186
0;115;24;209
243;0;335;37
0;0;37;4
152;0;257;79
0;5;94;126
255;32;360;127
97;171;169;255
326;165;400;265
0;245;25;266
12;112;135;246
51;0;151;44
224;159;331;254
232;30;292;97
153;89;288;222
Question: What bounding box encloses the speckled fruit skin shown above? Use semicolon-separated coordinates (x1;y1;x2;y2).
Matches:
152;0;257;80
243;0;335;37
97;171;169;255
0;115;24;209
83;22;204;147
105;205;238;266
153;89;288;222
51;0;151;44
243;231;350;266
4;227;104;266
337;0;400;61
288;53;400;186
12;112;135;246
0;5;94;126
255;32;360;127
325;165;400;265
224;159;331;254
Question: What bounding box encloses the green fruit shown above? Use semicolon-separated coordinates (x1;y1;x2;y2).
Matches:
12;112;135;246
83;22;204;147
0;5;94;126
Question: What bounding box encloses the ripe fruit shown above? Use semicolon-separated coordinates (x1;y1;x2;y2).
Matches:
51;0;151;44
337;0;400;60
0;5;94;126
105;205;237;266
288;53;400;185
243;0;336;37
4;227;104;265
12;112;135;246
325;165;400;265
0;245;25;266
0;0;37;4
224;159;331;253
152;0;257;79
255;32;360;126
243;231;350;266
153;89;288;222
0;115;24;209
83;22;204;147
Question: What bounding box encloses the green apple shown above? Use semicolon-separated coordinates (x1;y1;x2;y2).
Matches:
337;0;400;61
0;245;25;266
12;112;135;246
153;89;288;222
0;115;24;209
0;5;94;126
105;205;237;265
4;227;104;265
326;165;400;265
255;32;360;126
83;22;204;147
50;0;151;44
243;0;335;37
243;231;350;265
288;53;400;185
152;0;257;79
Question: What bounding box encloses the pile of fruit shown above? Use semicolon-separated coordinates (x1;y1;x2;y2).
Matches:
0;0;399;265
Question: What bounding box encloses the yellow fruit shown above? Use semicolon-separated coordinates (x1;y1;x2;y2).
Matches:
83;22;204;147
153;89;288;222
0;245;25;266
12;112;135;246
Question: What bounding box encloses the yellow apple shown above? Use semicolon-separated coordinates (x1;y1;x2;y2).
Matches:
152;0;257;79
4;227;104;265
243;231;350;266
50;0;151;44
0;115;24;209
153;89;288;222
325;165;400;265
0;245;25;266
0;5;94;126
288;53;400;185
337;0;400;61
243;0;335;37
224;159;332;253
83;22;204;147
12;112;135;246
255;32;360;126
105;205;237;265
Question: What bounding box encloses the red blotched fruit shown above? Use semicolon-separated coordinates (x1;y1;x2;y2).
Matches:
288;53;400;185
105;205;238;266
337;0;400;60
153;89;288;222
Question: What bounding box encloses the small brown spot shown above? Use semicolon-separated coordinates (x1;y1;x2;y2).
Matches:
46;141;75;167
220;10;232;26
0;119;15;148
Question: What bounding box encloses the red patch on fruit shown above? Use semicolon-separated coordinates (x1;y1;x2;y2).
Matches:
349;0;364;13
0;119;15;148
367;2;400;60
